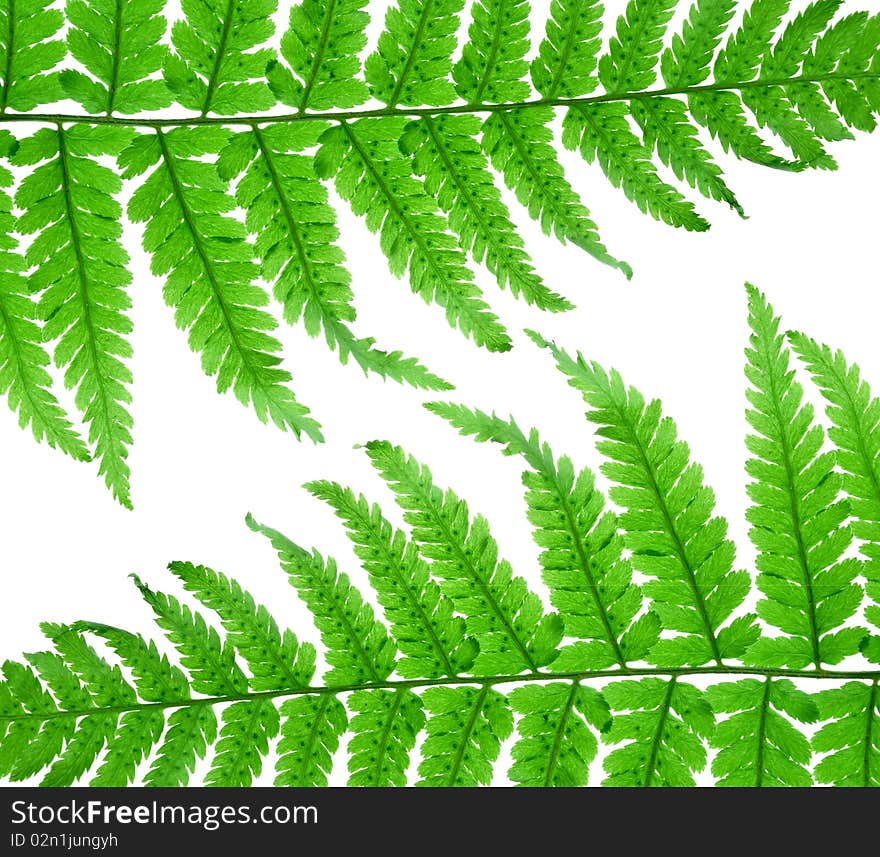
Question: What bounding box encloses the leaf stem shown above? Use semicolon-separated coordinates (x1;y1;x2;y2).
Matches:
5;664;878;725
755;677;771;787
643;676;675;787
0;72;875;128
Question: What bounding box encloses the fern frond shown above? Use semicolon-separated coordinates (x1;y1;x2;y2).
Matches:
0;0;64;111
267;0;370;110
247;515;397;685
661;0;738;87
62;0;172;114
401;114;571;312
348;689;423;785
744;285;864;668
365;440;563;673
366;0;465;108
164;0;276;115
533;332;759;666
508;681;609;786
531;0;603;100
813;680;880;786
708;678;817;786
427;403;660;670
218;122;447;390
317;117;511;352
0;131;87;458
14;124;134;505
4;286;880;787
418;685;512;786
274;693;347;786
790;332;880;662
563;102;710;230
454;0;531;105
122;126;323;442
482;107;630;275
602;677;713;786
306;480;478;679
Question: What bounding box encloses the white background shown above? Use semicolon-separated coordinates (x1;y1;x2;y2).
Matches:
1;0;879;785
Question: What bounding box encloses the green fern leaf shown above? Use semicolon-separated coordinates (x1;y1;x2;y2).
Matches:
168;561;315;691
164;0;276;114
482;107;630;275
454;0;532;104
0;131;88;459
509;681;610;786
365;440;563;674
813;681;880;786
708;678;817;786
1;660;72;782
531;0;603;99
631;96;744;216
599;0;678;93
1;0;877;499
661;0;738;87
122;126;323;442
790;332;880;661
401;114;571;312
417;685;512;786
306;480;478;679
744;285;864;668
563;102;710;230
533;333;759;666
218;122;446;390
366;0;465;107
317;117;511;351
603;677;713;786
61;0;172;114
348;689;424;786
3;282;880;787
267;0;370;110
274;694;347;787
0;0;65;111
428;403;660;669
247;515;397;686
14;124;134;506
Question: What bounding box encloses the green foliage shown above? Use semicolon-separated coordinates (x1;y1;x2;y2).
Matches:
14;124;134;506
0;0;878;503
744;285;863;668
62;0;172;114
2;285;879;787
602;678;713;786
268;0;370;110
708;678;817;786
531;330;760;667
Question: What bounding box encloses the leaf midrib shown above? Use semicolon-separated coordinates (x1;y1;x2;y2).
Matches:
386;0;434;109
643;676;675;787
755;328;823;669
754;677;771;787
106;0;124;115
298;0;337;113
201;0;237;116
6;664;879;725
0;71;876;127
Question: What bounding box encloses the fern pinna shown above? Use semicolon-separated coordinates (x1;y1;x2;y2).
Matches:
2;285;879;787
1;0;879;506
